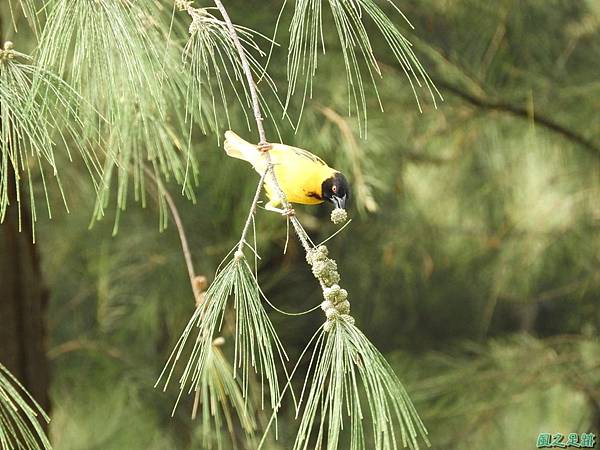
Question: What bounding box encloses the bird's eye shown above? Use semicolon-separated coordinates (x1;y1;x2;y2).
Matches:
332;185;337;193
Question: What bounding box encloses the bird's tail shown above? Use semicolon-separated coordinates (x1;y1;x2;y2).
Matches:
223;130;260;164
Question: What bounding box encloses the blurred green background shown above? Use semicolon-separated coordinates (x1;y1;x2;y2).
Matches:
1;0;599;449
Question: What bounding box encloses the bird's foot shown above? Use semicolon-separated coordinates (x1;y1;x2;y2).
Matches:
264;201;294;216
257;141;272;153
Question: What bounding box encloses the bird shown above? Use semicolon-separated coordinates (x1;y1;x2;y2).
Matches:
223;131;349;215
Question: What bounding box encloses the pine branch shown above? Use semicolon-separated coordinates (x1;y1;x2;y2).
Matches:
286;0;442;134
435;79;600;157
212;3;429;449
38;0;198;224
158;3;289;430
143;166;204;304
212;0;267;144
176;1;283;139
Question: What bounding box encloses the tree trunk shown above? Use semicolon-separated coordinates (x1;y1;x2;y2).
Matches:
0;13;51;418
0;169;51;418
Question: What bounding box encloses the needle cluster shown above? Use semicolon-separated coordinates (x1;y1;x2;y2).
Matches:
0;43;95;239
0;364;51;450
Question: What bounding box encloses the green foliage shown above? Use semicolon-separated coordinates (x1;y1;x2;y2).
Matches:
286;0;440;133
2;0;600;449
195;344;257;450
158;256;286;417
402;335;599;449
178;5;281;138
0;364;51;450
36;0;196;222
294;319;428;450
7;0;39;35
50;370;178;450
0;46;96;240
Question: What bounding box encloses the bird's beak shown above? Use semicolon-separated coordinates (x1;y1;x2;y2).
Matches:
333;194;347;209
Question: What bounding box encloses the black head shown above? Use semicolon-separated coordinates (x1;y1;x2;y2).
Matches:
322;172;350;209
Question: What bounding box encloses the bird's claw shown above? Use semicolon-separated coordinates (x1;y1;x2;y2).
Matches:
282;208;295;217
257;141;272;153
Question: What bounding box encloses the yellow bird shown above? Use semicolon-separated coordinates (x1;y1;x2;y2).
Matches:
224;131;349;214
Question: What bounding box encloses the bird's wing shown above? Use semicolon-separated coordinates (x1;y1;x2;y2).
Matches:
265;143;336;205
271;143;327;166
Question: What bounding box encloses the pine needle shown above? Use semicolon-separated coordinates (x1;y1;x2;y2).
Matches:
0;47;98;240
7;0;40;36
179;5;284;140
286;0;442;135
157;255;287;416
194;343;257;450
0;364;51;450
37;0;196;221
294;317;429;450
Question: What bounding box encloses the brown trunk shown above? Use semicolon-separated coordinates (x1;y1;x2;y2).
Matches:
0;17;51;421
0;169;51;417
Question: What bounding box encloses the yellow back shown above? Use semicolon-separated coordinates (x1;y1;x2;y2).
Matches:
264;144;337;205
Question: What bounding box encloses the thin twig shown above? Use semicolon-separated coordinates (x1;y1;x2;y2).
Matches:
143;166;201;302
212;0;267;144
237;164;271;253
